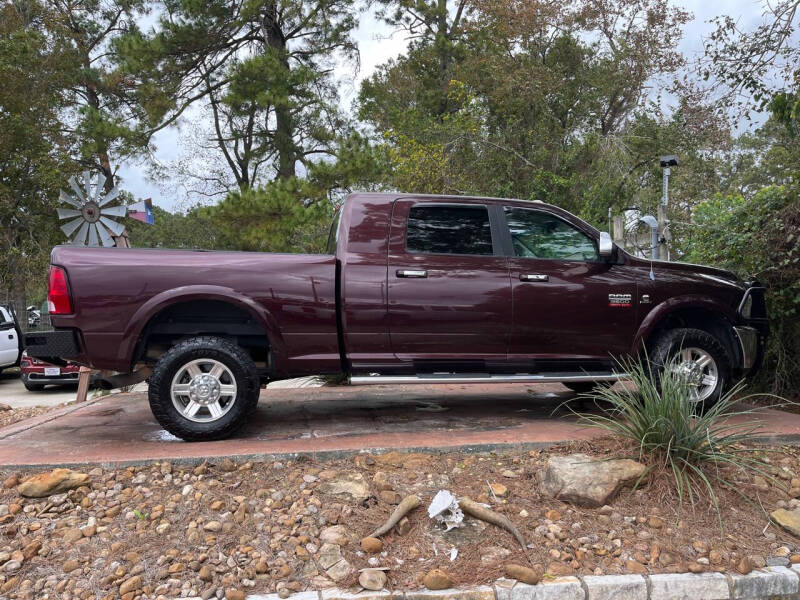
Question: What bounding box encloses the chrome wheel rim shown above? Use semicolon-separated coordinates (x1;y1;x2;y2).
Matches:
668;347;718;403
170;359;237;423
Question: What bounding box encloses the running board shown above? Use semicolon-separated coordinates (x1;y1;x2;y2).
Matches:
349;372;628;386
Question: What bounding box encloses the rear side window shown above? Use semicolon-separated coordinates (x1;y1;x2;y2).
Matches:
325;209;342;254
505;207;598;261
406;205;493;255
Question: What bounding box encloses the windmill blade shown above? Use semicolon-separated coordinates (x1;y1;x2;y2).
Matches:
98;186;120;207
57;208;81;220
68;177;86;203
74;222;90;245
93;174;107;202
101;204;126;217
83;171;91;200
59;190;82;209
97;223;115;247
99;216;125;236
87;223;100;247
60;217;84;237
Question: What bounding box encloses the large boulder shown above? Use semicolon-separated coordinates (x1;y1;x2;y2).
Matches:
539;453;646;507
17;469;90;498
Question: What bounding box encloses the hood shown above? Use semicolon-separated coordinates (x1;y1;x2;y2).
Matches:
627;255;744;289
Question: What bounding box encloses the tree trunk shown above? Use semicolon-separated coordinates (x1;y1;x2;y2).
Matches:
263;2;296;179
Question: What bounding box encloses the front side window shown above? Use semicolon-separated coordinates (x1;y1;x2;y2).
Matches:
406;205;494;255
505;207;598;261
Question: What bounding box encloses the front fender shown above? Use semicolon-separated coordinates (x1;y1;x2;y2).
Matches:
120;285;286;370
631;295;739;354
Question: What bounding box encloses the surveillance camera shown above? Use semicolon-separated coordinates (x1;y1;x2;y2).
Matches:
660;155;679;167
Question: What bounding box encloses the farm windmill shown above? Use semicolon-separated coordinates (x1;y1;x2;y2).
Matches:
57;171;128;247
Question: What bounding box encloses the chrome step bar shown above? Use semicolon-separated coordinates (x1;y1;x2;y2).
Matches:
349;372;628;386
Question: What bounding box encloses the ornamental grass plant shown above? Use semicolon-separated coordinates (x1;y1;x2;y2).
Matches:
572;357;783;520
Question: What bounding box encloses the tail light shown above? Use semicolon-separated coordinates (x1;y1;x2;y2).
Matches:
47;266;73;314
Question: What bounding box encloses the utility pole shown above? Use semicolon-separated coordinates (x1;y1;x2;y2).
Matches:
659;155;678;261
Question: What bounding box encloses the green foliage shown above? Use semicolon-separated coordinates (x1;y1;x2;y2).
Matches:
0;3;77;309
359;0;704;227
126;206;219;250
575;358;778;519
682;186;800;395
197;180;334;254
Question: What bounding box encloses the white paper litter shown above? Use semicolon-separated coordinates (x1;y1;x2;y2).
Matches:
428;490;464;531
449;548;458;562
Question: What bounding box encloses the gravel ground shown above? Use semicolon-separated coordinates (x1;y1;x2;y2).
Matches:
1;441;800;600
0;403;76;429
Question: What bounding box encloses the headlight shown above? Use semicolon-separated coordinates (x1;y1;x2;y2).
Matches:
740;294;753;319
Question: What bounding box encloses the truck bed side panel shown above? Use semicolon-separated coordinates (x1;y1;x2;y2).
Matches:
50;247;338;375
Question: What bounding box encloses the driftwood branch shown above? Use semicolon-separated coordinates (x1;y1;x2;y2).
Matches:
370;494;420;538
458;497;526;549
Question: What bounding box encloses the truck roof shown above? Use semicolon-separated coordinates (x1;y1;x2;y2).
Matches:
344;192;600;234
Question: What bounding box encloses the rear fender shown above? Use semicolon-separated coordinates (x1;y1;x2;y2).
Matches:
121;285;285;372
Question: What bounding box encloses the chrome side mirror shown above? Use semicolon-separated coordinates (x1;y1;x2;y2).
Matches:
598;231;613;257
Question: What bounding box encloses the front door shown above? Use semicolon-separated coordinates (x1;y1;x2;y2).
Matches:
387;200;511;368
502;206;638;366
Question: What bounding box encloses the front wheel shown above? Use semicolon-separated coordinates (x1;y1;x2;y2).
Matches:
650;327;733;410
148;336;260;441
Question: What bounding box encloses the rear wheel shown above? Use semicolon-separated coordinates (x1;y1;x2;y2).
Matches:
148;336;260;441
650;327;732;409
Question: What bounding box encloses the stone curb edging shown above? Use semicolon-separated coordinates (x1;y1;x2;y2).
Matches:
183;565;800;600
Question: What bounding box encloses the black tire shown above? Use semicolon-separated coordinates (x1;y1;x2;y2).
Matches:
649;327;733;410
148;336;260;441
22;378;44;391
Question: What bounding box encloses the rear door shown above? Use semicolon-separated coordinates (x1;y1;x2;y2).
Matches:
387;200;511;368
502;206;638;364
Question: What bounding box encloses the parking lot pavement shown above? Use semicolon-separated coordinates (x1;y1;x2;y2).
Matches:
0;370;79;408
1;382;799;468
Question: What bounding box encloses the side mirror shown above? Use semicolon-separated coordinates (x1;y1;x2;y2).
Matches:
598;231;614;257
0;321;14;331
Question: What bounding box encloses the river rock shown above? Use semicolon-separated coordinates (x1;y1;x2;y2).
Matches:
505;563;542;584
320;525;350;545
539;454;646;507
320;473;369;501
772;508;800;537
361;537;383;553
423;569;452;590
359;568;387;590
17;469;90;498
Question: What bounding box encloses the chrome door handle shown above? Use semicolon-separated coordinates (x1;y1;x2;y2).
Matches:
520;273;548;282
396;269;428;278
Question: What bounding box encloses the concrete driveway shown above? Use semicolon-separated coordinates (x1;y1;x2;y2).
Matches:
0;370;80;408
1;381;800;468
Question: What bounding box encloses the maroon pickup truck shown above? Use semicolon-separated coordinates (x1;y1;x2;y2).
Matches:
25;193;768;441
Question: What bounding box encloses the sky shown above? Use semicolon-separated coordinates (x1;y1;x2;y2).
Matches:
117;0;766;213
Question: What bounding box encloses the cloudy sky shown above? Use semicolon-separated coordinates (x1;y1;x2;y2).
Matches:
118;0;766;212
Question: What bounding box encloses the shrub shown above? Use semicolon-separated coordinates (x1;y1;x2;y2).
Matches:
681;185;800;396
574;358;779;518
